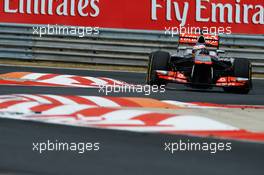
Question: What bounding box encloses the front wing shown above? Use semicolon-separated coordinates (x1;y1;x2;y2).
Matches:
156;70;249;88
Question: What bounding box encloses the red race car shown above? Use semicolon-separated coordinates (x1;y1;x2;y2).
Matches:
146;33;252;94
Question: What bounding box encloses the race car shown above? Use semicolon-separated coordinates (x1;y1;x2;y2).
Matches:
146;33;252;94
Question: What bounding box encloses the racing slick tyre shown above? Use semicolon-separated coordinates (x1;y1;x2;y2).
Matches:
223;58;252;94
146;51;170;87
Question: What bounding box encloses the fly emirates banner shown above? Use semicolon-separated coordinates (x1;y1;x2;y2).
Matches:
0;0;263;34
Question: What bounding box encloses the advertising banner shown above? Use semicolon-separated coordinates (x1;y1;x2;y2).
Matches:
0;0;263;34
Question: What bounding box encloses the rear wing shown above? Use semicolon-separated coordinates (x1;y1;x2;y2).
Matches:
179;33;220;48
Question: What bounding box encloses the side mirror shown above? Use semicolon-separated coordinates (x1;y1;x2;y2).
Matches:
217;50;225;54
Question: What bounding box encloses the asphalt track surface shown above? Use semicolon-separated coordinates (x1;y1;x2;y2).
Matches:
0;65;263;175
0;65;264;105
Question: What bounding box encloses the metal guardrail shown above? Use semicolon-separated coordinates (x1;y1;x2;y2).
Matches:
0;23;263;74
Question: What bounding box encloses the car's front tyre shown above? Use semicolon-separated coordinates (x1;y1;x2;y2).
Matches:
223;58;252;94
146;51;170;86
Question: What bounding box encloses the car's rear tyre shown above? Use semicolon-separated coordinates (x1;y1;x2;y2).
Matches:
146;51;170;86
223;58;252;94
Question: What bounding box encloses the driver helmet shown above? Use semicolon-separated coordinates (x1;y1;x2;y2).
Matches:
197;35;206;44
